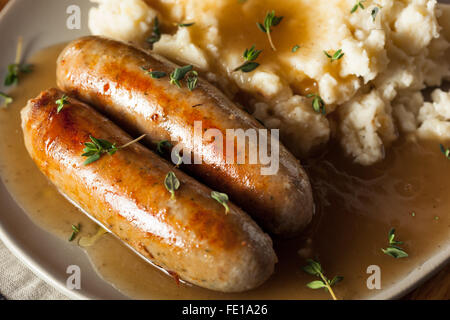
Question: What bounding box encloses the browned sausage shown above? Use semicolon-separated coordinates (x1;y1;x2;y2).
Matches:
56;36;314;237
21;88;276;293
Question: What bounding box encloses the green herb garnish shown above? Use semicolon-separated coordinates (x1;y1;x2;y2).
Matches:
82;134;146;165
381;228;408;259
351;0;366;13
307;93;326;114
69;224;80;242
4;37;33;86
323;49;344;62
170;65;194;88
147;17;161;46
164;171;180;200
0;92;13;108
56;95;69;113
440;144;450;159
211;191;230;214
303;259;343;300
141;66;167;79
178;22;195;27
157;140;172;154
187;70;199;91
292;45;300;53
257;10;283;51
233;45;262;73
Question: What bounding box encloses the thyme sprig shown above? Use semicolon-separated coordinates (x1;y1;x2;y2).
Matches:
142;65;198;90
351;0;366;13
170;65;194;88
303;259;343;300
82;134;146;165
147;17;161;46
4;37;33;86
233;45;262;73
323;49;345;62
257;11;283;51
381;228;408;259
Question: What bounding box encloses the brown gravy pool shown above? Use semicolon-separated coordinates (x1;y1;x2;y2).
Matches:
0;44;448;300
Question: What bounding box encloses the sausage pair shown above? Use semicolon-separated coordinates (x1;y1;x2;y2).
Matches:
22;88;277;292
22;36;314;292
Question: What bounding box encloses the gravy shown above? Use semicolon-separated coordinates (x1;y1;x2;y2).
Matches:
0;44;448;299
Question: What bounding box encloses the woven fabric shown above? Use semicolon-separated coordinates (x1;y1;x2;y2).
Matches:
0;240;68;300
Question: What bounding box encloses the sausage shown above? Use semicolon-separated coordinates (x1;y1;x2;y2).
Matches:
56;36;314;237
21;88;277;293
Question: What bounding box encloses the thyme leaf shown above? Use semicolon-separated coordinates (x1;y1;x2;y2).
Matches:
440;144;450;159
307;93;326;115
69;224;81;242
56;95;69;113
187;70;199;91
381;228;408;259
178;22;195;27
147;17;161;46
351;0;366;13
323;49;345;62
164;171;180;200
141;66;167;79
211;191;230;214
303;259;343;300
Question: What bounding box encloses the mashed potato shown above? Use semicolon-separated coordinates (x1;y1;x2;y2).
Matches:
417;89;450;137
88;0;450;165
89;0;157;43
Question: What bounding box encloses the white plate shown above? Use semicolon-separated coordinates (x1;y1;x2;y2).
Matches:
0;0;448;300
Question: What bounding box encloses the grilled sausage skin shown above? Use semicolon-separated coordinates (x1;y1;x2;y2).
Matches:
21;88;277;293
56;36;314;237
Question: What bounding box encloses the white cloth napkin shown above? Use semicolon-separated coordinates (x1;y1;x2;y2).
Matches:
0;239;68;300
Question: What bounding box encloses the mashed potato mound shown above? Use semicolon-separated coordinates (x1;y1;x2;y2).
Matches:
88;0;450;165
89;0;157;43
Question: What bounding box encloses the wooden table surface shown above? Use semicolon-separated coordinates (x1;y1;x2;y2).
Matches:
0;0;448;300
